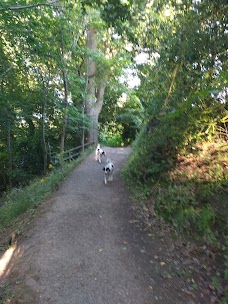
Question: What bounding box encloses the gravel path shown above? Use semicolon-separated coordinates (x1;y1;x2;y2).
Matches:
1;147;196;304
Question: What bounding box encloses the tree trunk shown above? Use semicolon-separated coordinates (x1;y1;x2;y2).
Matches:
85;26;108;145
41;99;47;175
7;120;13;188
82;55;89;152
39;71;51;175
60;67;69;154
85;26;97;144
60;31;69;154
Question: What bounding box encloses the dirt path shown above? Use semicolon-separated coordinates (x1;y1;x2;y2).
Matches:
1;147;207;303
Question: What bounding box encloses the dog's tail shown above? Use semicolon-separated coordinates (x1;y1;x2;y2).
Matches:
106;158;112;163
96;143;101;150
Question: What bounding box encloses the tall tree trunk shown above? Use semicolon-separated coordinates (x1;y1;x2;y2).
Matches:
41;99;47;175
85;26;97;144
39;72;51;175
7;120;13;188
82;61;88;152
60;32;69;154
90;77;108;144
60;67;69;154
85;26;108;145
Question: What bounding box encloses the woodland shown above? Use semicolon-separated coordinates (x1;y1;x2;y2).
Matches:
0;0;227;302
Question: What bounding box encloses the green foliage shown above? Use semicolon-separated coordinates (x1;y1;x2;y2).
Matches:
82;0;132;32
124;130;227;241
99;126;124;147
123;0;227;243
154;184;215;239
223;237;228;282
123;107;190;186
210;236;228;303
99;82;144;146
0;1;88;191
0;148;93;231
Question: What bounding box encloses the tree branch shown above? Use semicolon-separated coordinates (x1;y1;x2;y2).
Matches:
1;62;13;79
0;0;60;11
164;62;182;107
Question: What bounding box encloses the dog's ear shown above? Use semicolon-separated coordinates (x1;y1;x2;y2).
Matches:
111;165;114;168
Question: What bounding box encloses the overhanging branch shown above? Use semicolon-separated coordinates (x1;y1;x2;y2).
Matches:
0;0;60;11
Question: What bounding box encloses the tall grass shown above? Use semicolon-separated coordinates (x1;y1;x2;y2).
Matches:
154;184;216;241
0;148;93;231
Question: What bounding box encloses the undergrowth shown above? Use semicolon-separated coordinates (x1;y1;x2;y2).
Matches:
123;128;228;302
99;129;124;147
123;130;228;242
154;184;216;240
0;147;93;232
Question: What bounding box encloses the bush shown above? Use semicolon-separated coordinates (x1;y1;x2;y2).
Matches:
99;129;124;147
154;184;215;240
122;125;178;186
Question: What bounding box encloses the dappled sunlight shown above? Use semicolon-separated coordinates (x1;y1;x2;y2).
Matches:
171;142;228;182
0;244;20;279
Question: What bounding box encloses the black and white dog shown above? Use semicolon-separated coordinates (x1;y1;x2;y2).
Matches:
95;144;106;164
103;159;114;185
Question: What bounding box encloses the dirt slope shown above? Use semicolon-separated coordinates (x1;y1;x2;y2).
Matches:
0;147;206;304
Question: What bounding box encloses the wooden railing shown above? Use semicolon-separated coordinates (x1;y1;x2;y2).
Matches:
49;141;95;166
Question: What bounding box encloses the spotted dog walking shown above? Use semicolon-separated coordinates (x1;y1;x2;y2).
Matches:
95;144;106;164
103;158;114;185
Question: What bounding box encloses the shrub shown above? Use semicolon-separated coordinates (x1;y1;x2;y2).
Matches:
99;129;124;147
154;184;215;239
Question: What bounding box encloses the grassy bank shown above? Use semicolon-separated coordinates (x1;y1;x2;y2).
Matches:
122;138;228;303
0;147;94;233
